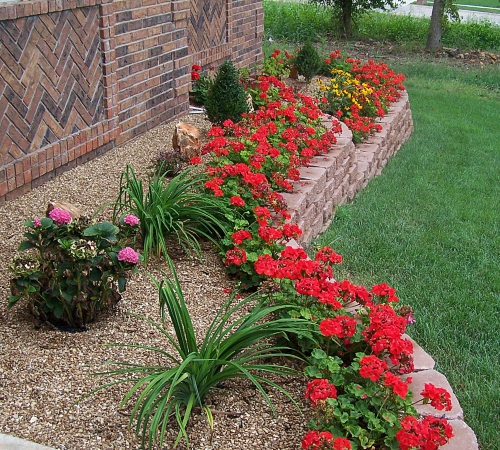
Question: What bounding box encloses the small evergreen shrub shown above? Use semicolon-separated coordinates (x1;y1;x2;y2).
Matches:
204;60;249;125
294;41;323;82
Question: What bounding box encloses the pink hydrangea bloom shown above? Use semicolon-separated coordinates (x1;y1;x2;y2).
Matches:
33;218;42;228
49;208;72;226
117;247;139;264
123;214;140;226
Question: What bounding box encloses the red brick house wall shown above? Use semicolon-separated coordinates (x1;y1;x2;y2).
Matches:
0;0;264;202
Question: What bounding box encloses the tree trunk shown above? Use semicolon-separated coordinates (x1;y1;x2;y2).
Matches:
426;0;445;51
341;0;353;38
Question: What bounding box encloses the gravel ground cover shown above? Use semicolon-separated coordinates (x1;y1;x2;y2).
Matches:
0;114;309;450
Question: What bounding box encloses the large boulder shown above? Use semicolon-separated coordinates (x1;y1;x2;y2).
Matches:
46;200;82;219
172;122;201;159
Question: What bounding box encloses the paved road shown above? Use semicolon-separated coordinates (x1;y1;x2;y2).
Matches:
392;2;500;25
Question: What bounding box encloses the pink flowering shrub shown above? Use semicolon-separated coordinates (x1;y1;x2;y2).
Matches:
48;208;72;226
118;247;139;264
123;214;140;226
9;215;141;328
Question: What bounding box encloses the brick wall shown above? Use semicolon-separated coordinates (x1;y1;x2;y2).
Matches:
0;0;264;203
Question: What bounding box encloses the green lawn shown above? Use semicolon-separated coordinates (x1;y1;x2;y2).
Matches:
313;60;500;450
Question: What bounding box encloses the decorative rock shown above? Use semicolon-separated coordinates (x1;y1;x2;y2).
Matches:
172;122;201;159
402;370;464;420
403;334;435;371
46;200;82;219
441;419;479;450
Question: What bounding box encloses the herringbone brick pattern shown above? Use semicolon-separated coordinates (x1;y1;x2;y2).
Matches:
188;0;227;54
0;6;105;166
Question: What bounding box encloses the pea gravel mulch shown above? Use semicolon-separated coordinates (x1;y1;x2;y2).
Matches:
0;113;310;450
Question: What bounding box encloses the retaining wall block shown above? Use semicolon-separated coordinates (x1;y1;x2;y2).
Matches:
441;420;479;450
402;370;464;421
323;177;337;202
289;179;316;210
281;190;308;218
402;334;435;371
322;199;334;223
299;166;327;195
309;153;339;178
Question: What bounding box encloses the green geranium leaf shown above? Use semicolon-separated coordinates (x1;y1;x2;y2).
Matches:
89;268;103;282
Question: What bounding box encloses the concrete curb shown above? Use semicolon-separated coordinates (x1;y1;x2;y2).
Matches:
0;434;57;450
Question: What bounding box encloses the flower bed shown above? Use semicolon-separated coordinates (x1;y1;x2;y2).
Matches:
194;54;477;449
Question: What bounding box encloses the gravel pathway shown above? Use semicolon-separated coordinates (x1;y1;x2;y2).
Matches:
0;114;309;450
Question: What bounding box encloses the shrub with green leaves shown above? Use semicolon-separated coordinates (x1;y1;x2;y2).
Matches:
150;149;187;178
112;165;230;261
90;261;309;449
9;211;141;328
204;59;249;125
294;41;323;82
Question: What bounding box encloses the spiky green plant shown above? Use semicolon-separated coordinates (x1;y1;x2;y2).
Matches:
88;260;309;449
112;165;229;261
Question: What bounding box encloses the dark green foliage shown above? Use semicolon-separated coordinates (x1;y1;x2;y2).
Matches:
151;149;187;178
294;41;323;82
204;60;249;125
9;216;139;328
308;0;399;37
443;20;500;50
263;0;332;42
189;73;213;106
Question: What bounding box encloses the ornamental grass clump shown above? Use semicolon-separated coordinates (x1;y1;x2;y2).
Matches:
89;259;309;449
112;165;231;262
9;209;141;328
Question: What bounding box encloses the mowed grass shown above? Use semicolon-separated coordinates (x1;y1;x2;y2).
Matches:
263;2;500;447
313;61;500;449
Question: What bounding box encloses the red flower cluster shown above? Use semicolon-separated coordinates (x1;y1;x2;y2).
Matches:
359;355;388;382
350;59;406;104
302;431;351;450
305;379;337;406
191;64;201;81
362;304;414;372
396;415;454;450
421;383;453;411
384;371;409;399
224;247;247;266
371;282;399;302
319;315;357;340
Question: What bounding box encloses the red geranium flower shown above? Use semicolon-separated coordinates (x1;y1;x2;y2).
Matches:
420;383;453;411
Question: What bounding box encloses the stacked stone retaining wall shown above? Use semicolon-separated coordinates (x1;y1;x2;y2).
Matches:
284;90;479;450
282;90;414;247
